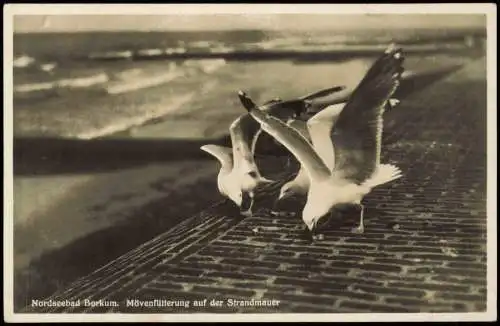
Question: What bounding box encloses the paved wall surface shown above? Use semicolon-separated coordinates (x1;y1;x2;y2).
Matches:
23;58;488;314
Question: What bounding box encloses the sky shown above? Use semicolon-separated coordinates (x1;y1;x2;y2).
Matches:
13;14;487;33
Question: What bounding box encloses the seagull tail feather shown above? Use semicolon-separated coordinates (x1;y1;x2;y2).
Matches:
364;164;402;188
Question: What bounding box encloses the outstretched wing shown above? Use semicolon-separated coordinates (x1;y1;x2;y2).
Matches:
307;102;347;172
238;91;331;183
286;119;311;142
238;88;346;155
229;115;260;173
331;45;404;184
299;85;347;101
262;86;348;121
200;144;233;169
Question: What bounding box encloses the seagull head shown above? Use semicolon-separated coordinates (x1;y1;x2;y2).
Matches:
227;189;244;207
302;199;333;236
277;181;296;201
303;212;333;242
270;181;306;215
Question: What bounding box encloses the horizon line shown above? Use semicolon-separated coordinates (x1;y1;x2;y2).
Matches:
13;25;488;35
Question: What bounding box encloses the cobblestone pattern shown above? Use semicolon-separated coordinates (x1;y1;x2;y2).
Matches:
23;59;488;314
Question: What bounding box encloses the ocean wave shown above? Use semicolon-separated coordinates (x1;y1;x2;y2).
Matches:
199;59;227;74
40;63;57;72
88;51;133;60
190;41;213;48
209;46;235;54
183;59;226;74
105;69;184;95
255;37;305;50
14;55;36;68
58;73;109;88
303;35;352;46
137;48;164;57
165;47;187;55
73;92;195;139
14;81;54;93
14;73;109;93
114;68;142;80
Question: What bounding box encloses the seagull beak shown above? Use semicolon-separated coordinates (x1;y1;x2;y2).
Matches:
307;220;319;241
271;193;286;212
240;192;252;212
277;189;288;201
308;219;317;233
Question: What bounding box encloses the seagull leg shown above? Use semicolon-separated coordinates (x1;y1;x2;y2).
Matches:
351;204;365;234
302;225;315;243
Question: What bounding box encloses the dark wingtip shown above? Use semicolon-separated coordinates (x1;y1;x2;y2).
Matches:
300;85;347;101
384;43;404;63
385;43;401;54
237;90;257;112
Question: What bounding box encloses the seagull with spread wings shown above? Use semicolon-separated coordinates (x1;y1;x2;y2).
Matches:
273;98;400;214
238;45;404;236
201;85;346;216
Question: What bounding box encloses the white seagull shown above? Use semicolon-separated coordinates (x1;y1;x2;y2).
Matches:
275;98;400;210
238;45;405;236
201;86;347;216
200;114;271;217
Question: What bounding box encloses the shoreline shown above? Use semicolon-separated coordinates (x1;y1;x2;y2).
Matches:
13;50;481;140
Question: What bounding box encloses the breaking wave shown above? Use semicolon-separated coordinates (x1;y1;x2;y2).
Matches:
14;73;110;93
106;70;184;95
13;55;36;68
183;59;227;74
73;92;196;139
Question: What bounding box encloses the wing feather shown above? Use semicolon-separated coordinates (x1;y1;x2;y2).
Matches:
238;92;331;183
307;102;346;171
331;46;405;183
229;115;259;173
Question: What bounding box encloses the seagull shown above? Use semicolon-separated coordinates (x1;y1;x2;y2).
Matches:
238;45;405;237
274;97;400;212
200;114;271;217
201;85;347;216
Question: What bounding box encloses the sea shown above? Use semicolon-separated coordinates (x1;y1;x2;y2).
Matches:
12;28;485;139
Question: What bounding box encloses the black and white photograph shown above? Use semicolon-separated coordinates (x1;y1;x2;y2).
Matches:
4;4;496;322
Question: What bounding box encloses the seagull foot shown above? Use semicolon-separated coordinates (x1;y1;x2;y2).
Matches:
312;233;325;241
240;210;253;217
351;225;365;234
